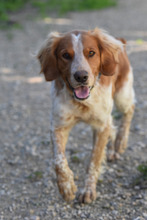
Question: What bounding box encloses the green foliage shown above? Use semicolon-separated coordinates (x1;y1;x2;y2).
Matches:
132;162;147;189
27;171;43;182
71;155;81;163
136;39;144;45
33;0;116;15
0;0;116;23
137;162;147;180
0;0;27;21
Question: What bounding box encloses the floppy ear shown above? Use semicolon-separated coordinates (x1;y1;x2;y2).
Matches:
91;28;123;76
37;32;61;81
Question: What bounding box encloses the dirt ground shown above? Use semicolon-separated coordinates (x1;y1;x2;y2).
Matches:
0;0;147;219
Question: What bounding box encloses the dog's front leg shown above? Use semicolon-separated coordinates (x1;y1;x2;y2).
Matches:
51;126;77;202
78;125;110;203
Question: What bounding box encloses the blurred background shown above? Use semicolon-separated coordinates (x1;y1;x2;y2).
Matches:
0;0;147;219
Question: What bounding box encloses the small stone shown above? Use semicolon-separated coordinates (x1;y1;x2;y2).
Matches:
134;125;141;132
78;210;82;215
135;194;142;199
137;141;146;148
143;213;147;218
8;206;13;212
52;211;56;217
0;190;5;195
112;210;118;216
134;185;140;190
30;209;35;214
102;203;110;209
133;217;144;220
121;194;127;199
30;216;40;220
81;213;87;218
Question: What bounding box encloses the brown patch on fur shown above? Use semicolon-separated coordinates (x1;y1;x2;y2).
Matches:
116;37;127;45
99;37;130;96
81;34;101;76
37;33;62;81
56;34;74;80
91;28;122;76
99;75;113;86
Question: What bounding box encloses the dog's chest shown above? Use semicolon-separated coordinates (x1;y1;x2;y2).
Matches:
74;86;113;129
51;83;113;130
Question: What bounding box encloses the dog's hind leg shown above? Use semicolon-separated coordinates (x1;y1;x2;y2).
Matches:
112;68;135;159
114;105;135;155
107;122;117;161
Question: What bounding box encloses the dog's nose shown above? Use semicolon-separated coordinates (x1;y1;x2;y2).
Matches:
74;71;88;83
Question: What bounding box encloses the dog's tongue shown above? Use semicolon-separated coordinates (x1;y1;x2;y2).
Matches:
74;86;90;99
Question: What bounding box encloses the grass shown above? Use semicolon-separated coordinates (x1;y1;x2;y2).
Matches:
33;0;117;16
132;162;147;189
27;171;43;182
0;0;117;28
137;162;147;180
0;0;27;21
0;0;27;28
71;155;81;163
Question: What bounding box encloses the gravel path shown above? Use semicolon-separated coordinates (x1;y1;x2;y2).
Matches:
0;0;147;219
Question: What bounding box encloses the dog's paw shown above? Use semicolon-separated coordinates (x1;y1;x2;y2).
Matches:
107;150;120;162
78;186;97;204
57;174;77;202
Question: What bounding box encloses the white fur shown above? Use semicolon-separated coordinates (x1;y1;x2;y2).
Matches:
70;34;93;85
51;80;113;131
101;29;124;51
114;67;135;113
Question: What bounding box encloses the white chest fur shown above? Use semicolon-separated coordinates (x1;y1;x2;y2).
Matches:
51;82;113;131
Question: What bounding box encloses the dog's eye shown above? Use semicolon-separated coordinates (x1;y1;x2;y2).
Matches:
62;52;71;60
89;51;95;57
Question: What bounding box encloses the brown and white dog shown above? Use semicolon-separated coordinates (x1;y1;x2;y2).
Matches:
37;28;135;203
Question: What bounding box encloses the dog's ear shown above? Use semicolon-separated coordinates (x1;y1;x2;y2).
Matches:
37;32;61;81
91;28;123;76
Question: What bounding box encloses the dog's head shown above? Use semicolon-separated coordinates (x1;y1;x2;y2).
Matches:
37;28;123;101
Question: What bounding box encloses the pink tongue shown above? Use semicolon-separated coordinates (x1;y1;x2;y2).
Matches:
74;86;90;99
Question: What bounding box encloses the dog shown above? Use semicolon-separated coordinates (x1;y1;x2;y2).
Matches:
37;28;135;203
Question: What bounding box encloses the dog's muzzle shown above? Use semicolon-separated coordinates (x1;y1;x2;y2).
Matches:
66;78;93;101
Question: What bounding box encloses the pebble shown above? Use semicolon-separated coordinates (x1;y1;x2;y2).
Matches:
143;213;147;218
112;210;118;216
137;141;146;148
133;217;144;220
0;190;5;196
81;213;87;218
135;194;143;199
134;186;140;190
102;203;111;209
30;216;40;220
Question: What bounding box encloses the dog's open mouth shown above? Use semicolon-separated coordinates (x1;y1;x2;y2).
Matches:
66;78;92;100
73;86;90;100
